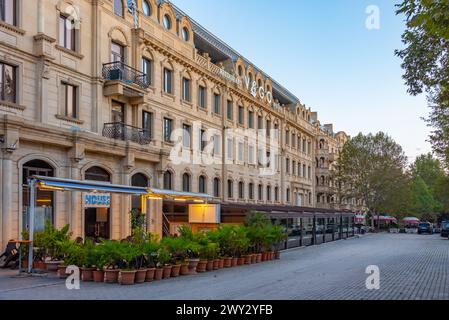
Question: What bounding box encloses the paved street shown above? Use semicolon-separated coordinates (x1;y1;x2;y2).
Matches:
1;233;448;300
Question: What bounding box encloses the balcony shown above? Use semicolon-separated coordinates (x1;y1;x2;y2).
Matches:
102;122;151;145
102;62;149;103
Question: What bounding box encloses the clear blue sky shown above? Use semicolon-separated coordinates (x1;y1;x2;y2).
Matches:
170;0;431;162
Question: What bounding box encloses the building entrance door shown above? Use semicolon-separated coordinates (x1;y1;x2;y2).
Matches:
85;208;110;240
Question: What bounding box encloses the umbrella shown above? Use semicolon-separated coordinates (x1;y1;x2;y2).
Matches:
403;217;420;224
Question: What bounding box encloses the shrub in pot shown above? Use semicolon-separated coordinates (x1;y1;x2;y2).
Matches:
39;221;72;271
97;240;122;283
118;242;140;285
178;225;201;274
60;240;85;279
143;240;160;282
161;237;189;277
79;239;96;281
156;247;172;279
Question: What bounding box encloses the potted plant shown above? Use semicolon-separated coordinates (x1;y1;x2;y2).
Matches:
80;239;96;281
270;225;287;260
161;237;188;277
38;221;72;271
98;240;121;283
143;240;159;282
156;247;172;279
179;225;200;273
60;240;84;279
235;226;250;266
118;242;140;285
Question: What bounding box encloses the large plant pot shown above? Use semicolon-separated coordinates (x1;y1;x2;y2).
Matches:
261;252;268;261
57;265;68;279
33;261;46;270
93;270;104;283
162;265;172;279
213;259;220;270
146;268;156;282
104;269;119;283
180;263;190;275
81;267;95;281
251;254;257;264
154;268;164;280
196;260;207;273
218;259;225;269
231;257;238;267
171;265;181;277
223;257;232;268
237;257;245;266
206;260;214;271
270;251;275;260
135;269;148;284
243;255;252;265
275;251;281;260
256;253;262;263
120;270;136;285
186;259;200;274
45;261;62;272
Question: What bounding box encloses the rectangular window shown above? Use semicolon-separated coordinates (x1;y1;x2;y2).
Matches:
199;129;206;151
248;111;254;129
286;159;290;174
238;106;244;125
248;145;255;164
213;134;221;156
227;100;233;120
292;133;296;148
308;141;311;155
61;82;77;118
198;85;206;108
292;161;296;175
142;58;152;86
227;180;233;198
285;131;290;145
303;139;306;153
142;111;153;140
0;62;16;103
238;142;244;162
59;15;76;51
266;120;271;137
227;138;233;160
257;115;263;130
308;166;311;179
111;42;124;63
213;93;220;114
258;185;263;201
182;77;191;101
163;68;173;94
163;118;173;143
0;0;16;26
303;164;306;178
182;124;191;148
249;184;254;200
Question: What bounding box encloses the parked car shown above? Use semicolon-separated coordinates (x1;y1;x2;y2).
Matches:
418;222;433;234
441;221;449;237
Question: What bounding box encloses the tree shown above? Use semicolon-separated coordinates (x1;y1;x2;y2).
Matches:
395;0;449;168
409;175;437;219
410;153;445;191
334;132;410;219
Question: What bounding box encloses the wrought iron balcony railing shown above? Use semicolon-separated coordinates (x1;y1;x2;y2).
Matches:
102;61;150;89
102;122;151;145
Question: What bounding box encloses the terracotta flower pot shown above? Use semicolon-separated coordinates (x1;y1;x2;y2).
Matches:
270;251;275;260
81;267;95;281
218;259;225;269
186;259;199;274
231;257;238;267
163;265;172;279
256;253;262;263
22;260;29;269
146;268;156;282
244;255;252;265
213;259;220;270
57;265;68;279
154;268;164;280
93;270;104;283
223;257;232;268
135;269;148;284
251;254;257;264
275;251;281;260
120;270;136;285
206;260;214;271
33;261;46;270
196;260;207;273
237;257;245;266
180;263;190;275
45;261;61;272
171;265;181;277
104;269;119;283
262;252;268;261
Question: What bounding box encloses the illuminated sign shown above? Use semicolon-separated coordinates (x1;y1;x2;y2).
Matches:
188;204;221;224
84;193;111;208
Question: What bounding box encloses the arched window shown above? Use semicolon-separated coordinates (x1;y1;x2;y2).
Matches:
238;181;244;199
286;188;291;202
182;27;190;41
213;178;220;198
114;0;124;17
22;160;55;231
266;186;271;201
274;187;279;202
227;180;234;198
238;65;243;76
163;14;172;30
142;0;152;16
85;166;111;182
248;183;254;200
258;184;263;201
163;171;173;190
199;175;207;193
182;173;191;192
131;173;149;187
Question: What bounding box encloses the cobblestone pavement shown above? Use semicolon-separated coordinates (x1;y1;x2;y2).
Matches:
1;233;448;300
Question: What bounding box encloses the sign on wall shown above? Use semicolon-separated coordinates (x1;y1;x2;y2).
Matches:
188;204;221;224
84;193;111;208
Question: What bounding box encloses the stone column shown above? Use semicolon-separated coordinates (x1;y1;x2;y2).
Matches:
121;171;131;239
69;163;82;239
2;156;12;247
146;198;163;239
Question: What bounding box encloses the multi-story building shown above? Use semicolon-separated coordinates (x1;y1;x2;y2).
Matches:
0;0;357;249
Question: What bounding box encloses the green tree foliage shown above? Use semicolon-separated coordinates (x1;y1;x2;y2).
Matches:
395;0;449;168
410;175;437;216
334;132;410;216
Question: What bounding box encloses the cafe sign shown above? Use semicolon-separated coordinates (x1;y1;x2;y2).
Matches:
84;193;111;208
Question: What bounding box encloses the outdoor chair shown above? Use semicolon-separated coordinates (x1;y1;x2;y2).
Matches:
0;241;19;269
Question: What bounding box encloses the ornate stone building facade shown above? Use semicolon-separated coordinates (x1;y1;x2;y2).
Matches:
0;0;360;249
